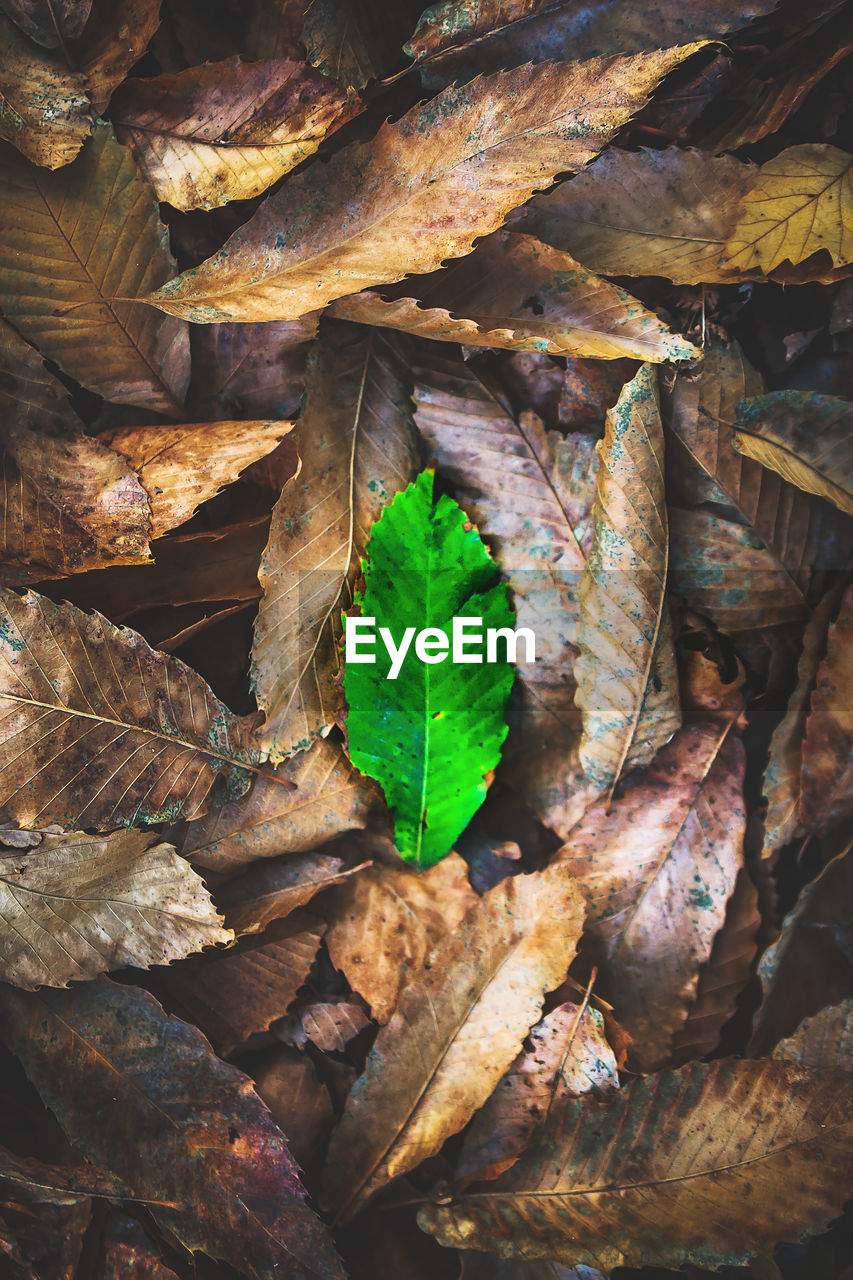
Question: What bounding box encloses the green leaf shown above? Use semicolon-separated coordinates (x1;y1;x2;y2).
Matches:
344;470;515;870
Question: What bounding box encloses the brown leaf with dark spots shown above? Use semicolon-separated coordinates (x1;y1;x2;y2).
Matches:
98;1213;180;1280
0;0;92;47
0;979;346;1280
0;14;91;168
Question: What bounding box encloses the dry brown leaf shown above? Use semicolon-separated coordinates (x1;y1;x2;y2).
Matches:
733;391;853;517
0;123;190;416
0;317;77;434
0;0;92;46
98;1213;181;1280
0;423;151;580
322;862;585;1223
334;231;700;362
773;998;853;1071
556;723;745;1070
458;1258;602;1280
253;1047;335;1179
0;588;256;829
188;315;317;421
419;1058;853;1270
100;419;293;538
303;0;413;89
292;1000;370;1052
218;851;364;936
455;1002;619;1187
242;0;305;60
574;363;681;794
723;145;853;274
251;321;418;761
678;648;746;726
0;13;91;168
411;351;598;838
142;46;705;323
800;583;853;831
324;851;477;1024
73;0;162;115
181;735;378;874
515;147;756;284
0;829;231;990
112;58;356;212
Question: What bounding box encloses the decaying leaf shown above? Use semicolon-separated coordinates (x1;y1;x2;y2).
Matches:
181;735;377;872
0;14;91;168
218;850;363;936
517;147;756;284
251;321;418;761
574;363;681;794
142;46;705;323
188;315;317;421
0;424;151;579
0;979;345;1280
0;0;93;47
420;1058;853;1270
322;862;585;1223
723;144;853;273
112;58;356;211
334;231;700;362
556;723;745;1070
97;1213;181;1280
773;998;853;1071
799;583;853;830
303;0;413;90
324;851;477;1024
0;829;231;990
292;1000;370;1052
0;123;190;416
734;391;853;517
73;0;162;115
0;588;255;829
100;418;293;538
411;351;598;837
456;1002;619;1186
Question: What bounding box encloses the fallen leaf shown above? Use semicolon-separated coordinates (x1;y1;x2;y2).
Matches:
516;147;756;284
733;391;853;517
457;1258;602;1280
97;1213;181;1280
419;1058;853;1270
0;14;91;168
242;0;305;59
72;0;162;114
455;1002;619;1186
0;588;255;829
0;317;76;434
556;723;745;1070
141;46;705;322
218;850;363;935
322;862;585;1223
303;0;414;89
251;321;418;761
0;123;190;416
411;351;598;838
0;1145;131;1202
100;418;293;538
773;998;853;1071
187;315;317;421
0;828;231;989
0;424;151;580
292;999;370;1052
0;978;345;1279
181;734;378;873
112;58;356;211
0;0;92;46
324;851;477;1024
723;145;853;273
574;363;681;794
334;231;700;361
253;1047;335;1179
800;583;853;830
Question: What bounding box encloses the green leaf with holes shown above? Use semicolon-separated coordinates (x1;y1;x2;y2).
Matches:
344;470;516;869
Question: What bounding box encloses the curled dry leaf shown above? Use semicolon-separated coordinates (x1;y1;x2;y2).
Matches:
556;723;745;1071
0;317;76;434
142;46;705;323
334;231;700;362
112;58;357;212
574;363;681;794
324;851;477;1024
773;998;853;1071
800;584;853;830
303;0;413;90
181;734;378;873
723;145;853;274
0;13;91;168
0;829;231;990
0;588;255;830
322;862;585;1224
0;123;189;416
420;1059;853;1271
411;351;598;838
734;391;853;517
456;1002;619;1187
516;147;757;284
251;321;418;761
0;979;345;1280
0;0;92;47
100;419;293;538
0;424;151;580
217;850;363;936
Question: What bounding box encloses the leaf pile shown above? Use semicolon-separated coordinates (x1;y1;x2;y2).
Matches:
1;3;853;1280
